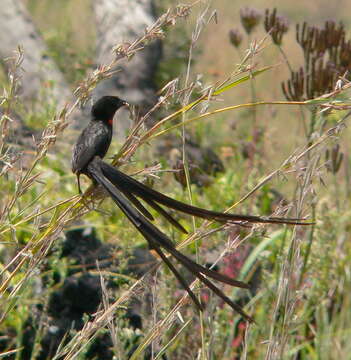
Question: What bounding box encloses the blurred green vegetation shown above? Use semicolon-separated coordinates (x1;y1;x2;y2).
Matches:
25;0;95;84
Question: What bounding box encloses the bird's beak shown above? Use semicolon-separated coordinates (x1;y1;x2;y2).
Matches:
122;101;130;107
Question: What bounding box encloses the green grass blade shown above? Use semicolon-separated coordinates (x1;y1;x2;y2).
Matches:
213;65;276;96
239;229;288;281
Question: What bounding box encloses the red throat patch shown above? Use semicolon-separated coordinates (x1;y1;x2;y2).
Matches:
108;118;113;126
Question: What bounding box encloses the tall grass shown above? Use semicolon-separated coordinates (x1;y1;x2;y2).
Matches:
1;2;351;359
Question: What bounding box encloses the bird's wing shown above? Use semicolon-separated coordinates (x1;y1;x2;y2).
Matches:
72;122;111;173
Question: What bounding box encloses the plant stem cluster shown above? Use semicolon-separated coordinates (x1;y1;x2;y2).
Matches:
283;20;351;100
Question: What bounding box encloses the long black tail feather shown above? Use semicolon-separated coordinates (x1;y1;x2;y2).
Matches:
87;157;252;321
99;160;311;226
151;244;204;311
144;198;188;234
120;188;155;221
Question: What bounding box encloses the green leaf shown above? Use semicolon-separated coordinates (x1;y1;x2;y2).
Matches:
213;65;275;96
239;229;288;281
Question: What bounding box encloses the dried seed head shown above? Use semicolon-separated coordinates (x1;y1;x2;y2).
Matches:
240;7;262;34
283;19;351;100
264;8;289;45
229;28;243;47
113;42;132;60
176;4;191;18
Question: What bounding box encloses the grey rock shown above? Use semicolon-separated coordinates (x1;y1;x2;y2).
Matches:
92;0;162;136
0;0;71;107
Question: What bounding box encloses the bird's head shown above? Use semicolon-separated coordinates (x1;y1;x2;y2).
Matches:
91;96;128;124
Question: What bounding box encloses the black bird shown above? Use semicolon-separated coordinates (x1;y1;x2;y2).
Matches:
72;96;127;194
72;96;310;321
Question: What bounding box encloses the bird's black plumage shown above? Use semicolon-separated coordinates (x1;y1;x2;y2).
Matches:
72;96;311;321
72;96;126;192
87;157;252;321
72;120;112;175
